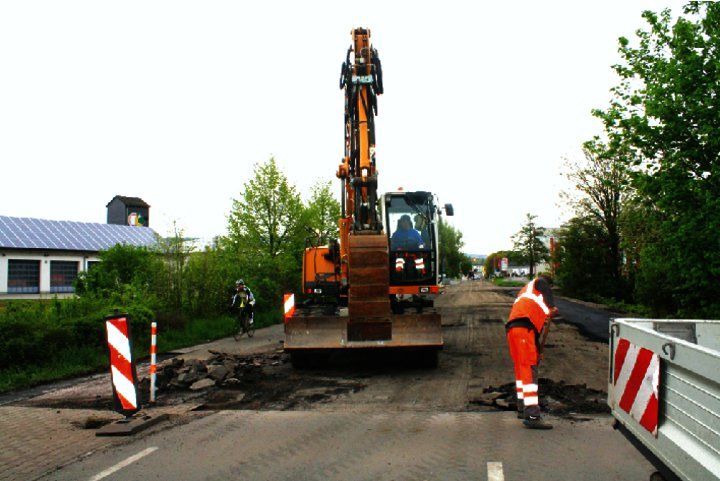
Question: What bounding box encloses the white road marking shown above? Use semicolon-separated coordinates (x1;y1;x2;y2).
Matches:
89;446;158;481
487;461;504;481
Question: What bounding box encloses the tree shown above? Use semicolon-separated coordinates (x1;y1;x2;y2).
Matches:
593;3;720;316
512;213;549;278
438;219;468;278
304;181;341;244
75;244;162;297
155;222;195;315
562;139;630;297
226;157;305;306
227;157;304;259
555;216;616;300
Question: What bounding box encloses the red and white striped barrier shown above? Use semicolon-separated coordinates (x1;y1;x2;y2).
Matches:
149;321;157;403
612;338;660;436
283;293;295;322
105;314;140;417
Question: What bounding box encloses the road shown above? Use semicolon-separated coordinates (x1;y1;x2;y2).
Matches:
3;281;655;480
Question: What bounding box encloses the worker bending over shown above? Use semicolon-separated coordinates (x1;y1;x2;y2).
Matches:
506;274;559;429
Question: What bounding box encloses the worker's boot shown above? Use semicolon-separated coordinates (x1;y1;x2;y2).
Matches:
516;399;524;419
523;415;553;430
523;405;553;430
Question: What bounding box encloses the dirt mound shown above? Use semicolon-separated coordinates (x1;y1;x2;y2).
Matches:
471;378;610;416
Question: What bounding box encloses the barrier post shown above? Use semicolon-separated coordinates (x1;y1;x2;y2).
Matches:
97;314;168;436
150;321;157;403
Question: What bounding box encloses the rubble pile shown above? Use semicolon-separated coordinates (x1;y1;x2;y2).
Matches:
471;378;610;416
144;350;288;394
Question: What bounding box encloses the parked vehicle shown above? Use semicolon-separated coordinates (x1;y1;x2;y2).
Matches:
608;318;720;481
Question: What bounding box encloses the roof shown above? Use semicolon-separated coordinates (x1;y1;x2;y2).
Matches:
105;195;150;208
0;215;158;252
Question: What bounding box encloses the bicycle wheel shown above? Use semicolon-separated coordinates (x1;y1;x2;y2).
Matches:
246;317;255;338
233;316;244;341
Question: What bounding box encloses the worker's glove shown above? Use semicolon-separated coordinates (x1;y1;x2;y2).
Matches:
549;307;559;318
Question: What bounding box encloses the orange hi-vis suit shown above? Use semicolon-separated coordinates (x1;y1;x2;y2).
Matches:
506;278;555;417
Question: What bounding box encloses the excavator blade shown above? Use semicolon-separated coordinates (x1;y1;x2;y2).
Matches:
284;309;442;350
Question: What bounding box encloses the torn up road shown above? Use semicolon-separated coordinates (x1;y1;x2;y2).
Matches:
2;281;654;481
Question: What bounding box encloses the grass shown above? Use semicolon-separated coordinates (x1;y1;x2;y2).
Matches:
491;278;526;288
590;297;652;317
0;312;282;394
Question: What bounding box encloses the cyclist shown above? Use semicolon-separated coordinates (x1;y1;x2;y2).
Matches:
231;279;255;326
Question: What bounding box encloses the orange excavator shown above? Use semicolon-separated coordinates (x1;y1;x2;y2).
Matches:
284;28;453;367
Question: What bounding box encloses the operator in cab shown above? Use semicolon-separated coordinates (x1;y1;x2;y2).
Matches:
506;274;559;429
391;214;424;251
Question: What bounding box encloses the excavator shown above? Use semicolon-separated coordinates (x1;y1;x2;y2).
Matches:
283;28;453;367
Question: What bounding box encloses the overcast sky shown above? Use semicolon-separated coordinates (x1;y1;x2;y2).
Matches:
0;1;687;254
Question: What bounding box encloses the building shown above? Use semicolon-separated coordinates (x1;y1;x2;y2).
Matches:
0;208;157;299
106;195;150;227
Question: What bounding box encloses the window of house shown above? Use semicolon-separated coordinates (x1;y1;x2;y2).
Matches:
8;260;41;294
50;261;79;293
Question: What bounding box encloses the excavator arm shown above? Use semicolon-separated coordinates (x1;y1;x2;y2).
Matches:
337;27;383;233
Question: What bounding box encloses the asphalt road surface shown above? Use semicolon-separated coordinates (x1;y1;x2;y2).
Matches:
31;281;655;481
46;410;650;481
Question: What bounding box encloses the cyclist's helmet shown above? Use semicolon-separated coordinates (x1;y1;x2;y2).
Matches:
236;279;244;286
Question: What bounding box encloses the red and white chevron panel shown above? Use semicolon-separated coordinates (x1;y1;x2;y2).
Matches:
283;293;295;322
105;316;139;415
613;338;660;436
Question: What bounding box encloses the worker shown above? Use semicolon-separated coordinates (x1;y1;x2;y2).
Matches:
231;279;256;325
506;274;559;429
391;214;424;250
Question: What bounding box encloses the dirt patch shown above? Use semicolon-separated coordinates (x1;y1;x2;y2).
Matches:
470;378;610;417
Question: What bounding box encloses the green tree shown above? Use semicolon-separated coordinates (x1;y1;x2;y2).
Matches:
155;222;195;315
304;181;341;244
593;3;720;316
555;216;617;300
562;139;630;297
75;244;162;297
226;157;304;308
438;219;468;279
227;157;304;259
512;213;549;278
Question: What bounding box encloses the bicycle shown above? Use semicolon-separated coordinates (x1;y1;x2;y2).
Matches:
233;295;255;340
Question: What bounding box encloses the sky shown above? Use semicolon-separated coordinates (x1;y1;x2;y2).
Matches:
0;0;688;254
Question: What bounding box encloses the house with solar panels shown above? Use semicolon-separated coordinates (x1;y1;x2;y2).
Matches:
0;197;157;299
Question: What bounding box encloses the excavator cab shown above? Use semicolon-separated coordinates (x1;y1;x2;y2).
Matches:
382;191;451;311
385;192;436;284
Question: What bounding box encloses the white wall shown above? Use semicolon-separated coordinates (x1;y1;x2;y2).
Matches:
0;250;100;299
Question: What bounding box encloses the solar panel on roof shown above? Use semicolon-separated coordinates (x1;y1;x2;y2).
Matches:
0;216;157;252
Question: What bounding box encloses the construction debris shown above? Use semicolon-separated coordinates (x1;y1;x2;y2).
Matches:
472;379;610;416
150;350;290;394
